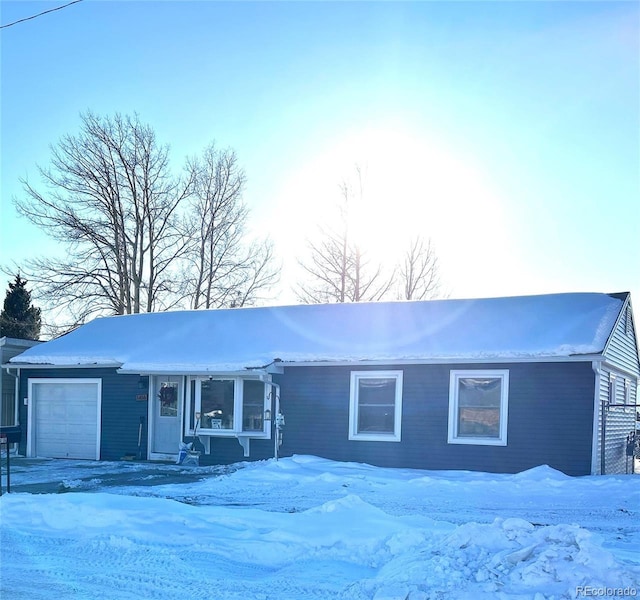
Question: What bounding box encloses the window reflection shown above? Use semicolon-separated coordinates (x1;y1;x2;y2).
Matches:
201;379;235;429
457;377;501;438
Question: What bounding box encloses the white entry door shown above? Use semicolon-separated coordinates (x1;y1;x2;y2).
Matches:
152;377;182;455
29;379;101;459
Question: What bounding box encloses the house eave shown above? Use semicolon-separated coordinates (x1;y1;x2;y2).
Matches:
3;361;122;370
116;367;270;377
277;354;605;368
0;337;42;348
4;353;606;373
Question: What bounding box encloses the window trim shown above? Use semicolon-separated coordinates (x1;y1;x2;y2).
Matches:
349;370;403;442
185;376;271;438
448;369;509;446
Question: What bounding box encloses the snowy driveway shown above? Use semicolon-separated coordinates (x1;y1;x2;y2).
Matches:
2;457;234;495
2;456;639;599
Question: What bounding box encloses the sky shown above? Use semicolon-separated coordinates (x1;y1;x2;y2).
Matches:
1;0;638;311
2;455;640;598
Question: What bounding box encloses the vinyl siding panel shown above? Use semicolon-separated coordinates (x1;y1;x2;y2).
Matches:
278;362;595;476
604;302;640;377
19;367;148;460
596;299;639;474
594;368;637;474
196;436;276;466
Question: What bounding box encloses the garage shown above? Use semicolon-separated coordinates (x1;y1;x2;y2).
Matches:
28;379;101;459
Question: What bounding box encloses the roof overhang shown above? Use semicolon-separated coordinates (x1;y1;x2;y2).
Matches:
0;337;42;349
277;354;605;368
116;368;270;378
2;362;122;370
4;353;606;373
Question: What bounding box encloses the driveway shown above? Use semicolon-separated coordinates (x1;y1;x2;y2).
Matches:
0;456;234;495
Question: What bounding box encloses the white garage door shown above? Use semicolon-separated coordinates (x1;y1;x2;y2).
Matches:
29;379;101;459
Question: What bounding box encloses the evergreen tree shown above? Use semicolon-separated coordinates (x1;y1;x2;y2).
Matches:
0;275;41;340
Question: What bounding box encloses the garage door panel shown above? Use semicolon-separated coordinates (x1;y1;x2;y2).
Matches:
67;402;97;423
31;380;101;460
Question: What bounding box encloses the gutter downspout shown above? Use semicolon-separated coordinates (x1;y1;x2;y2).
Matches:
272;382;281;461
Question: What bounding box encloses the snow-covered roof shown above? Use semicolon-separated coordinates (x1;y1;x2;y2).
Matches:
7;292;627;372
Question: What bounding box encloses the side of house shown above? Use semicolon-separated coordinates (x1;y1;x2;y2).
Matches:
276;361;596;476
593;296;640;474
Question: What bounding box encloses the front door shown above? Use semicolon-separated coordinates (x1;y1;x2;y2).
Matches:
152;376;182;455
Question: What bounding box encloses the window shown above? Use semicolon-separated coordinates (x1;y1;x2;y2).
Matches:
448;370;509;446
349;371;403;442
158;381;178;417
187;377;270;437
201;379;235;429
243;380;266;432
609;374;617;406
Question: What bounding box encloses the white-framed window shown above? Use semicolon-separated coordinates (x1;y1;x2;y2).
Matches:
349;370;403;442
186;377;270;437
448;370;509;446
609;374;618;406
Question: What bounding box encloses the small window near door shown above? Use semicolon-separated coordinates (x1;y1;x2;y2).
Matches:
159;382;178;417
448;370;509;446
349;371;403;442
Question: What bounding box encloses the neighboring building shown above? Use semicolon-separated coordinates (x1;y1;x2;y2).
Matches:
0;337;41;427
3;292;638;475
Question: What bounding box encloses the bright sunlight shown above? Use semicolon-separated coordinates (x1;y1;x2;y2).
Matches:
271;122;519;298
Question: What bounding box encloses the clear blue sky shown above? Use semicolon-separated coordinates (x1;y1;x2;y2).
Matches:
1;0;638;307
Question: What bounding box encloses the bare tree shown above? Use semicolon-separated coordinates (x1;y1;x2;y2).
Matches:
397;236;444;300
296;171;393;303
296;223;350;304
12;112;193;330
184;145;279;308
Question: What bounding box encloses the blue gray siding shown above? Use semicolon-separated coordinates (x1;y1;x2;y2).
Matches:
16;360;601;475
194;436;276;466
277;362;596;476
18;367;148;460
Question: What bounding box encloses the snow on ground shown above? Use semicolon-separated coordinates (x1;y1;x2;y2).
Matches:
2;456;639;600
